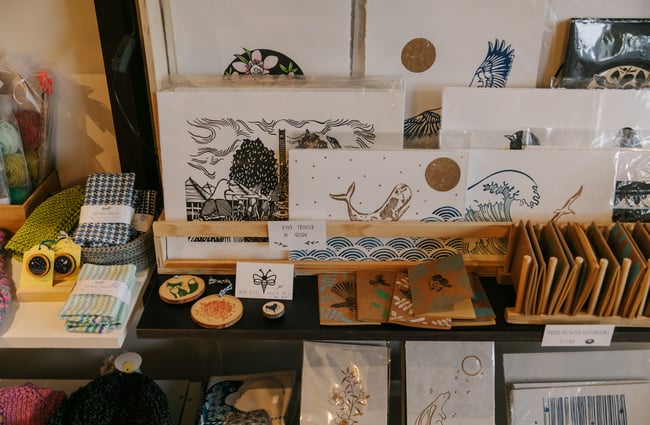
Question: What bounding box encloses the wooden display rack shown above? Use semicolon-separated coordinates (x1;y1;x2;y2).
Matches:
153;216;513;276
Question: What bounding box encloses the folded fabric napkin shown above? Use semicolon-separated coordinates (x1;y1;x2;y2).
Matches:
58;263;137;333
5;185;85;260
72;173;136;248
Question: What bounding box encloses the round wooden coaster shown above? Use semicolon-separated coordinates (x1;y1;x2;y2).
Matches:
159;275;206;304
191;294;243;329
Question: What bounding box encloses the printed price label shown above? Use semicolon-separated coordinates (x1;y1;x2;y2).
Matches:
542;324;614;347
72;279;130;304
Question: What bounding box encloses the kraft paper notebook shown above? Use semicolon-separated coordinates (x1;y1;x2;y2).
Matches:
563;222;602;315
388;273;452;330
587;223;620;317
607;223;647;317
318;272;377;326
407;254;475;319
355;270;396;323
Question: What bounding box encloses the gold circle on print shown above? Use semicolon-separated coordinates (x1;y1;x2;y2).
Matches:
159;274;206;304
401;38;436;73
425;157;461;192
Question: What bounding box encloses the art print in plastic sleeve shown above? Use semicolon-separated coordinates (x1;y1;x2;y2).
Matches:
405;341;495;425
300;341;389;425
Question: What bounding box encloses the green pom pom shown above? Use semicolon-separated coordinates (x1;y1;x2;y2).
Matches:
9;186;29;204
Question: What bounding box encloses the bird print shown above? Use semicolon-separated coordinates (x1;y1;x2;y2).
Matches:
330;280;357;312
330;182;412;221
505;130;540;150
403;108;442;146
470;39;515;88
551;185;583;221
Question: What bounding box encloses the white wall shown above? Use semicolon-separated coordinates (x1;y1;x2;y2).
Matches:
0;0;120;188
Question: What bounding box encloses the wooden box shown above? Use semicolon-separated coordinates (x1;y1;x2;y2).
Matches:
0;171;60;233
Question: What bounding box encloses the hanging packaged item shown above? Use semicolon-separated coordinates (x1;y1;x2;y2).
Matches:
558;18;650;89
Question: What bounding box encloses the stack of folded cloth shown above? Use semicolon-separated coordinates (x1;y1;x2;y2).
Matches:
72;173;137;248
58;263;137;333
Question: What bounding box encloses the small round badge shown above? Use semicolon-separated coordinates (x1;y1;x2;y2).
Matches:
262;301;285;319
159;275;206;304
54;252;77;277
191;294;243;329
26;253;51;277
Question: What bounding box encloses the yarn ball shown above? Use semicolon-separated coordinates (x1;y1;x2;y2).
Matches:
4;152;30;187
24;148;40;183
10;186;30;204
0;120;23;155
46;371;173;425
15;109;42;151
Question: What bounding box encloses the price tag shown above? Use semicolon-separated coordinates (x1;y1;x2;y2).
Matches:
267;220;326;250
541;324;614;347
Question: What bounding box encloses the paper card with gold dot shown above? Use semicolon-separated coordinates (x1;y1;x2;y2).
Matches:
405;341;495;425
289;149;467;222
364;0;547;148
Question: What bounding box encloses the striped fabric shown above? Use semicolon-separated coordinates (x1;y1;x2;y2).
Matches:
58;263;137;333
73;173;136;248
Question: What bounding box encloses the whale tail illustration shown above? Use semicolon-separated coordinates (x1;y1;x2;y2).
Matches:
329;182;355;203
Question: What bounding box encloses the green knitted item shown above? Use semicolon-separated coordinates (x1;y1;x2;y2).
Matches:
5;184;85;260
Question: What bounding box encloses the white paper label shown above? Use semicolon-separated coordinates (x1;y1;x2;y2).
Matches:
72;279;130;304
235;262;294;300
542;325;615;347
131;213;154;232
79;204;134;224
267;220;326;250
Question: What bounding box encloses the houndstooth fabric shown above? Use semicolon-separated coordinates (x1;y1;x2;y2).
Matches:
129;189;158;238
58;263;137;333
73;173;136;248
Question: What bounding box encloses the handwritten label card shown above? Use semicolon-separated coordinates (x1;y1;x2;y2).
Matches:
235;262;294;300
268;221;326;250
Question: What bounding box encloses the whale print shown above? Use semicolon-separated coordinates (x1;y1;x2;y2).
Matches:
329;182;412;221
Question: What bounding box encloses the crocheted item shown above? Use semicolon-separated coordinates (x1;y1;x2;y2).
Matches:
58;263;137;333
0;228;11;322
72;173;136;248
0;382;67;425
45;371;172;425
5;185;85;260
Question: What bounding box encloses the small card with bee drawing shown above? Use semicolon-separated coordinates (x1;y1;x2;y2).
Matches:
235;262;294;300
318;272;379;326
408;254;475;319
355;271;396;323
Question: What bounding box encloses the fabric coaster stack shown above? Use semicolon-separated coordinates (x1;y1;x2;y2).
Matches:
58;263;137;333
72;172;136;248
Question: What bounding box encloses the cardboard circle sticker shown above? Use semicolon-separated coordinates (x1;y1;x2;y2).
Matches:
401;38;436;73
191;294;243;329
425;157;461;192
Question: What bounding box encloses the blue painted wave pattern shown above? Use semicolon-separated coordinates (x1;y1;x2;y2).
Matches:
289;207;464;261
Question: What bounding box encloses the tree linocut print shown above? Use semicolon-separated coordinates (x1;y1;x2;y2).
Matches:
405;341;495;425
156;81;404;260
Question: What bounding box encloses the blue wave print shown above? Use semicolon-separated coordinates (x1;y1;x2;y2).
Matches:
385;238;417;251
355;237;385;250
399;248;431;261
338;247;373;260
368;247;402;261
327;237;355;249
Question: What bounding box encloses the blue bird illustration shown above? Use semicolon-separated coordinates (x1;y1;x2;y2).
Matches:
470;39;515;88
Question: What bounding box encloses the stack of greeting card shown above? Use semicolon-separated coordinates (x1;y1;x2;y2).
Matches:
317;254;495;328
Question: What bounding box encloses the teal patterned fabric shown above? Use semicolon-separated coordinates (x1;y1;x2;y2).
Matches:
58;263;136;333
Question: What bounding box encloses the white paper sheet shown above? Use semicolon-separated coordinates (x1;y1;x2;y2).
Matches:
465;149;617;224
164;0;353;76
405;341;495;425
